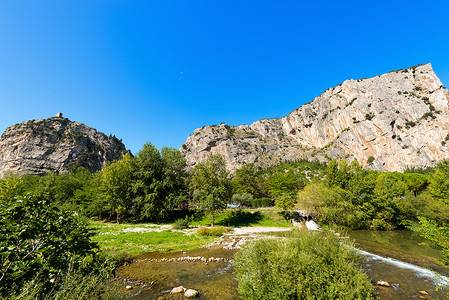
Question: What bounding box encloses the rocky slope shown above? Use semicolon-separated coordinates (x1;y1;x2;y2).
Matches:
0;114;129;178
181;63;449;172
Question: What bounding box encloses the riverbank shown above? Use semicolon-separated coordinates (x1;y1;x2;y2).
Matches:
90;210;449;299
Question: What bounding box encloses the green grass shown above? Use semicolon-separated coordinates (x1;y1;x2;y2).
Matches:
89;209;292;261
89;222;219;260
190;209;292;227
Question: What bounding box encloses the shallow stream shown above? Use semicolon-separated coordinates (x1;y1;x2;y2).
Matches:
118;229;449;299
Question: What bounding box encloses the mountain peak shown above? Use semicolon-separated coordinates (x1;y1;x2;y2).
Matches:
0;117;129;178
181;64;449;172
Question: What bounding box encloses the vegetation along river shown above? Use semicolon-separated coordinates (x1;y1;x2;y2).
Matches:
118;229;449;299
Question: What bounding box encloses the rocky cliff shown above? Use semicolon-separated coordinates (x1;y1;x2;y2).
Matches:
0;115;129;178
181;63;449;172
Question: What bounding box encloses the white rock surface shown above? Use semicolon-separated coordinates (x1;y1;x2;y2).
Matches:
181;64;449;172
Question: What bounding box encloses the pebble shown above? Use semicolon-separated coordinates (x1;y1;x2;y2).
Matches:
419;290;429;295
170;286;185;294
184;289;199;298
134;256;230;263
377;280;391;287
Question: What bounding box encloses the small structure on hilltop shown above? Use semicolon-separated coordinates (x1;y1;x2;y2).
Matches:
56;112;63;118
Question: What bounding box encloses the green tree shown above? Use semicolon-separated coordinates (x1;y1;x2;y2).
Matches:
92;154;134;222
265;170;303;198
190;154;233;226
429;160;449;204
231;193;253;207
130;143;166;221
275;193;295;211
160;146;188;210
130;144;187;222
232;164;260;196
0;177;25;204
325;159;361;190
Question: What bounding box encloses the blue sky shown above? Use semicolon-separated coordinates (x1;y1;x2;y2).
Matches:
1;1;448;154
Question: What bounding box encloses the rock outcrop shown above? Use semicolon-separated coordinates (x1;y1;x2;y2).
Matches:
0;115;129;178
181;63;449;172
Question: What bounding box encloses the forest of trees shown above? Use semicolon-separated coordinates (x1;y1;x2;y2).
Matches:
1;146;449;230
2;143;449;298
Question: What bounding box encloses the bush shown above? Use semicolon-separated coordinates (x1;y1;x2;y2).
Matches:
6;267;127;300
252;197;274;207
233;231;374;299
231;193;253;207
0;196;104;297
196;226;228;236
173;215;193;230
367;156;375;164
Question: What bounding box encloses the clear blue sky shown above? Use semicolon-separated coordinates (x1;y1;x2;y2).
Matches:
1;1;448;154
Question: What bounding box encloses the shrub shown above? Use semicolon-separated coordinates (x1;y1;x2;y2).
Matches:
6;266;126;300
252;197;274;207
367;156;375;164
405;120;416;128
0;196;104;297
365;112;375;121
231;193;254;207
196;226;228;236
173;215;193;230
233;231;374;299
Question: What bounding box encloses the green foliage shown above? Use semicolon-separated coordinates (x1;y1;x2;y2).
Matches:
410;218;449;267
173;215;193;230
265;171;304;198
87;144;188;223
367;156;375;164
90;154;134;222
233;230;374;299
429;160;449;204
365;112;375;120
231;193;253;206
0;196;103;297
5;267;126;300
275;193;295;210
252;197;274;207
0;177;25;204
325;159;361;190
232;164;260;196
297;160;444;230
190;154;233;226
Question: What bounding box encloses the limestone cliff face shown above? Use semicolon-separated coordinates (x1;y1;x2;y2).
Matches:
0;116;129;178
181;64;449;172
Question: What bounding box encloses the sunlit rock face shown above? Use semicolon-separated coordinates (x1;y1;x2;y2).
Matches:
181;64;449;172
0;116;129;178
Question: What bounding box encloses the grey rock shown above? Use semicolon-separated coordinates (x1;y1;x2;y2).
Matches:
0;117;129;178
181;64;449;172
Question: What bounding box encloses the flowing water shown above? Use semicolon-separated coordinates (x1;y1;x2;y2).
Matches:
348;230;449;299
118;229;449;299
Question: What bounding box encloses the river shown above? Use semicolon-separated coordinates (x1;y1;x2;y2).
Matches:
118;229;449;299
